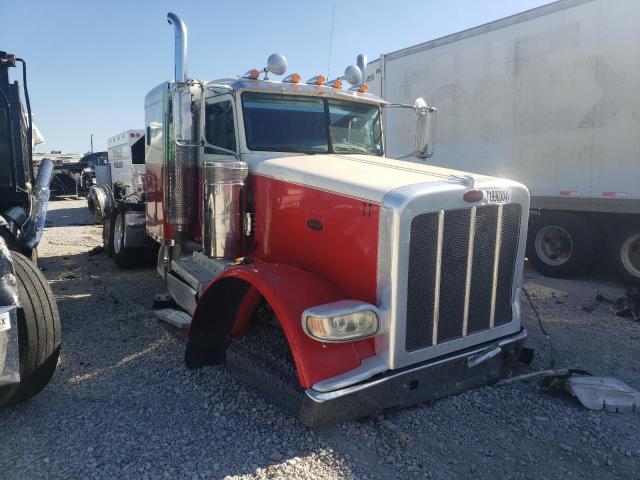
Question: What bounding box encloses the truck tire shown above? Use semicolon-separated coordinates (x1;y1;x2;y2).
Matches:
0;251;60;407
112;209;138;268
611;224;640;287
103;214;114;257
526;212;596;278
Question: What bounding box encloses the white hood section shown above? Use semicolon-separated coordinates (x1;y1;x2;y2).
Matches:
250;154;497;203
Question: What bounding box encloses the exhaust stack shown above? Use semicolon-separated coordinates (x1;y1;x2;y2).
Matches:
167;13;187;84
166;12;195;232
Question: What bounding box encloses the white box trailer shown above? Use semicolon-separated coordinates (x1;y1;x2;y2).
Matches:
366;0;640;286
104;130;146;197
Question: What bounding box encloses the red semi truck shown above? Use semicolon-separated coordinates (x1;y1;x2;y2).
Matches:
94;13;530;426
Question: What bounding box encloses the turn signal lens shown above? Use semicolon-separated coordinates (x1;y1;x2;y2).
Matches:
283;73;301;83
243;69;260;80
463;189;484;203
302;300;380;342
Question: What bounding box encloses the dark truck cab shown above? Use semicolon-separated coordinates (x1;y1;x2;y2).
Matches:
0;51;60;406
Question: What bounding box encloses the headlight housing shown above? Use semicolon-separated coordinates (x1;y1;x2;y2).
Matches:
302;300;380;342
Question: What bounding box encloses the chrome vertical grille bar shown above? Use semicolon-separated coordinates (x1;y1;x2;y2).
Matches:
432;210;444;346
489;204;504;328
462;206;476;336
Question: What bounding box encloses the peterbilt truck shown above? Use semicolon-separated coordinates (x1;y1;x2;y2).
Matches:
0;51;60;407
96;14;530;426
365;0;640;286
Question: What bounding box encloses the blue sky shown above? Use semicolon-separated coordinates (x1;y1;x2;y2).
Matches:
1;0;549;154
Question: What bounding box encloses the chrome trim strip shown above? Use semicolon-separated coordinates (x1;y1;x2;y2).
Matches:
462;206;476;337
312;355;389;393
489;204;504;328
432;210;444;346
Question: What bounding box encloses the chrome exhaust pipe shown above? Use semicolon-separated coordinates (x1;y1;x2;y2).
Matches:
166;12;195;232
167;13;187;84
22;158;53;251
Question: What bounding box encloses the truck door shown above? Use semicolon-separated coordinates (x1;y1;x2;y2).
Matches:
198;93;239;242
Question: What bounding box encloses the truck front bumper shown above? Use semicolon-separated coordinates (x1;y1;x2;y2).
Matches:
299;328;527;427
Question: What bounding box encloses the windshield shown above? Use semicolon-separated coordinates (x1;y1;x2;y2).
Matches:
242;92;383;156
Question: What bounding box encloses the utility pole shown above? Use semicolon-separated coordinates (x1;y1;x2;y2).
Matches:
90;133;94;153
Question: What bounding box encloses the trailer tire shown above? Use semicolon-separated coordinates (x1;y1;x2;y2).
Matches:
112;209;138;268
526;212;596;278
0;251;60;407
611;224;640;287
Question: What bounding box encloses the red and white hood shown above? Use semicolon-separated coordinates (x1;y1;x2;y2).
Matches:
248;153;521;203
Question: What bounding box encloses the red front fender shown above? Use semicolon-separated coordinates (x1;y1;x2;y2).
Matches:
186;262;376;389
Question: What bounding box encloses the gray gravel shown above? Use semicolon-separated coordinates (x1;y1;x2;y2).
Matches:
0;198;638;479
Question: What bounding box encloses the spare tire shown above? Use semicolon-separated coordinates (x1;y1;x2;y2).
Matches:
0;251;60;407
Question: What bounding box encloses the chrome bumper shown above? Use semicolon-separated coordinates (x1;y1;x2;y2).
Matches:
299;329;527;427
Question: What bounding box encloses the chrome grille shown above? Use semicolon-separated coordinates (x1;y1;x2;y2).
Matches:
405;204;522;352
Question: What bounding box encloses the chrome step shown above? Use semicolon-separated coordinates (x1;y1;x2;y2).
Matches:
154;308;191;329
171;258;215;291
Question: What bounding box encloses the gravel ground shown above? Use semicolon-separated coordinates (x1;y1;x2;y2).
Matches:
0;198;638;480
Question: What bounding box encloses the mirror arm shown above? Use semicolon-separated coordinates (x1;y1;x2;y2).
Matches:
381;103;437;113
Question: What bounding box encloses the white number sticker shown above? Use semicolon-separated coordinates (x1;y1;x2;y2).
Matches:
0;312;10;332
485;189;512;204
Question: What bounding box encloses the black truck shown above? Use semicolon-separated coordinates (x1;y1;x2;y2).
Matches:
0;51;60;406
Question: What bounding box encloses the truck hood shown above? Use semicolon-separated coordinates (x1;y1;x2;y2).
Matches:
250;153;500;203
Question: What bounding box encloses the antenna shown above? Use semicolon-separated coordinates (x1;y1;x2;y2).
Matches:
327;0;336;78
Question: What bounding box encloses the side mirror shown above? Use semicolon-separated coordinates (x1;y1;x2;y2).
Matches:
413;97;437;160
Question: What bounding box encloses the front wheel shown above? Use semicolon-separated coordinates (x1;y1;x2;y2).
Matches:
0;252;60;407
526;212;597;278
611;224;640;287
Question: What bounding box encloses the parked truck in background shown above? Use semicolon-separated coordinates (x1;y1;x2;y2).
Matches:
93;13;530;426
0;51;60;407
366;0;640;286
88;129;150;265
98;130;146;197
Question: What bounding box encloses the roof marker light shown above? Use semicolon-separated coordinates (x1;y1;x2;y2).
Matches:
306;75;326;86
327;78;343;89
243;69;260;80
283;73;301;83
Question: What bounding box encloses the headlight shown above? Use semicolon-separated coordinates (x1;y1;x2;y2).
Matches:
302;300;380;342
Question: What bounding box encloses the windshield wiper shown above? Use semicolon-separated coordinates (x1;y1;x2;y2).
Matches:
255;146;319;155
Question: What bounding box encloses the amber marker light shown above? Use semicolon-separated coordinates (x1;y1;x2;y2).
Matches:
358;83;369;93
283;73;301;83
306;75;326;86
243;69;260;80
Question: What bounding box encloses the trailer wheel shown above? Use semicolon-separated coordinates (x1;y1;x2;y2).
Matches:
0;251;60;407
112;209;138;268
526;212;596;277
611;224;640;287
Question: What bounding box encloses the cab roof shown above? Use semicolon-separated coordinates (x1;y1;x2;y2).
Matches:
204;78;387;105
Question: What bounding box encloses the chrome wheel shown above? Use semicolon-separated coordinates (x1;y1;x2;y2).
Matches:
620;232;640;279
534;225;572;266
113;213;124;255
